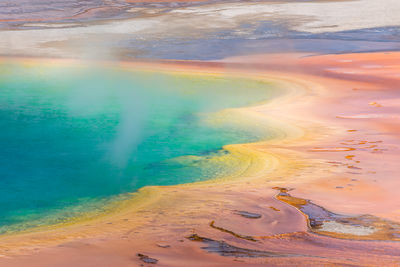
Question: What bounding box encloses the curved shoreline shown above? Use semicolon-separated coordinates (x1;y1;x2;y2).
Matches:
1;52;400;265
0;57;313;247
0;58;287;236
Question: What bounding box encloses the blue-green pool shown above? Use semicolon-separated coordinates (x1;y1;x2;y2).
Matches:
0;61;279;233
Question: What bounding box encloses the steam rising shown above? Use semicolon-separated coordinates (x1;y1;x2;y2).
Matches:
109;83;146;168
62;66;150;169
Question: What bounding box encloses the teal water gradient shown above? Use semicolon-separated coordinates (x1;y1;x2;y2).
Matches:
0;62;278;233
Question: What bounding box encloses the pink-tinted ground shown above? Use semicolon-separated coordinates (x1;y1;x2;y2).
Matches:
1;52;400;266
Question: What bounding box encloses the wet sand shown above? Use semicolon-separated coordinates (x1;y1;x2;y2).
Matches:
0;51;400;266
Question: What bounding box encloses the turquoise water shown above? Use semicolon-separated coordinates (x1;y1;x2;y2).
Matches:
0;62;278;233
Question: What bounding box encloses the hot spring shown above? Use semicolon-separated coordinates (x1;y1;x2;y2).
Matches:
0;60;280;233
